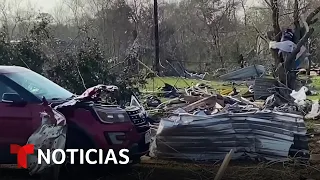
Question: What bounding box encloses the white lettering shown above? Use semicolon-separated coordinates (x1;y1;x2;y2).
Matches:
85;149;97;164
104;149;118;164
119;149;130;164
98;149;103;164
65;149;78;164
36;148;131;165
79;149;84;164
52;149;65;164
38;149;51;164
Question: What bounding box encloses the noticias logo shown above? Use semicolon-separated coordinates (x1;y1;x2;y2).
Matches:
10;144;130;168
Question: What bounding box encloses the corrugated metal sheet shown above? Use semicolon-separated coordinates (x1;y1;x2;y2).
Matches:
150;109;309;161
219;65;266;80
254;77;277;100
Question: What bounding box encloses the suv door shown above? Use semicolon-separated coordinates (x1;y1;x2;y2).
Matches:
0;79;40;164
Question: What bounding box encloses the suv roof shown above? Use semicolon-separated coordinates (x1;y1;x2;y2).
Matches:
0;66;29;74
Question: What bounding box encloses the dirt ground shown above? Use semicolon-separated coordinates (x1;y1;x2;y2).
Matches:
1;122;320;180
1;158;320;180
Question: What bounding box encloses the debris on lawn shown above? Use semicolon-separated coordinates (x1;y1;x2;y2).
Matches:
145;96;162;107
184;70;208;80
151;83;182;98
305;100;320;120
219;65;266;81
253;77;278;100
146;74;320;163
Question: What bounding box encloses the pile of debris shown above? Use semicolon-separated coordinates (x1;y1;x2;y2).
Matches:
150;108;307;161
149;77;317;162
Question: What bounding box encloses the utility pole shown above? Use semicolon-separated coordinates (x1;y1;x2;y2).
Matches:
153;0;160;75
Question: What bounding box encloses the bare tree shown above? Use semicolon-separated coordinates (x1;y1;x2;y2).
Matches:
268;0;320;89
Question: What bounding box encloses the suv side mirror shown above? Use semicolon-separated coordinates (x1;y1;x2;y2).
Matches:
2;93;26;106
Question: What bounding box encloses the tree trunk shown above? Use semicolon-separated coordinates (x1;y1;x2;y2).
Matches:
269;0;318;90
153;0;160;75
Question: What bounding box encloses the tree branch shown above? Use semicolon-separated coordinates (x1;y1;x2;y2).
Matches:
293;0;299;27
253;25;268;43
269;0;281;66
285;16;313;69
264;0;272;8
293;0;300;44
306;6;320;25
270;0;280;41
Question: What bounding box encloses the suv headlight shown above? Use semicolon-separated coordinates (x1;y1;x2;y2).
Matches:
94;107;130;123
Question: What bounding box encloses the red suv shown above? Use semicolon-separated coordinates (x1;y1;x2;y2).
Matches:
0;66;151;167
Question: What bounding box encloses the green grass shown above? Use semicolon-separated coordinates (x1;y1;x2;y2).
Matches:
140;76;320;127
141;76;248;94
307;76;320;100
310;76;320;89
140;76;320;101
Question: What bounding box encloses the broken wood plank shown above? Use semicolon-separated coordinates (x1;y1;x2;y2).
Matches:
182;95;204;104
183;96;217;112
214;149;234;180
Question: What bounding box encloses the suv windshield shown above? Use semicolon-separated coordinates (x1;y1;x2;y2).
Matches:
4;71;74;100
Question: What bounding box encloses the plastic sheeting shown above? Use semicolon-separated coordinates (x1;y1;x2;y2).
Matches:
290;86;308;106
269;41;310;69
150;109;308;161
26;103;67;175
269;40;296;53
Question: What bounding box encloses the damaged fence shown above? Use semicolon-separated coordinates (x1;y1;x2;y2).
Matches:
150;108;309;162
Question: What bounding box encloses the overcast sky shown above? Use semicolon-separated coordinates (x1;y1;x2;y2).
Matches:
27;0;60;12
12;0;263;22
24;0;261;14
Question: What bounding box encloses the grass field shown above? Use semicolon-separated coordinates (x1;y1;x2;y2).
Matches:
142;76;248;94
142;76;320;100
